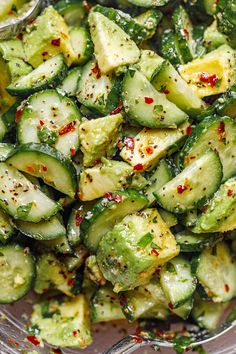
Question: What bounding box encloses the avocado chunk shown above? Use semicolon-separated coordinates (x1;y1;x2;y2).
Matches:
179;44;236;98
97;208;179;292
23;6;75;68
88;11;140;74
79;113;123;167
34;253;82;296
30;294;92;348
0;39;26;61
79;158;133;201
7;58;32;82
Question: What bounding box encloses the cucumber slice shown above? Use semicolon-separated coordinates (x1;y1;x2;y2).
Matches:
160;255;196;308
145;159;173;205
67;203;93;247
193;242;236;302
138;50;164;81
17;89;81;157
1;101;18;132
0;142;13;161
175;230;223;252
161;29;184;67
0;115;7;141
37;234;72;255
135;9;162;40
192;295;228;331
14;216;66;241
123;70;188;129
155;150;222;213
7;55;67;97
97;208;179;292
180;116;236;182
70;27;93;66
192;177;236;233
64;244;88;271
59;67;82;96
80;190;148;253
54;0;85;26
0;243;35;303
91;284;125;322
173;298;193;320
89;12;140;74
159;208;178;228
173;5;196;63
127;0;169;7
76;59;120;115
0;163;60;222
152;60;205;116
120;122;189;171
0;208;14;244
6;143;77;198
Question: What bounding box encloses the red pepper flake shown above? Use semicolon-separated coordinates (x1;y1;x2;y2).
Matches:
27;335;40;346
151;249;159;256
186;125;192;135
199;72;218;88
91;63;101;79
185;348;191;352
134;163;144;171
26;165;35;173
59;121;76;136
7;338;19;347
15;107;23;123
16;33;23;40
53;349;62;354
71;148;76;156
110;99;123;115
51;38;61;47
225;284;230;292
67;278;75;287
132;336;143;343
124;137;134;150
28;18;35;25
145;146;154;155
42;165;47;172
227;189;234;197
75;212;83;227
218;121;225;134
177;182;189;194
168;302;174;310
144;97;154;104
119;295;126;307
42;51;48;57
73;330;78;337
135;327;142;336
39;120;44;126
104;192;123;203
183;28;189;40
83;0;92;11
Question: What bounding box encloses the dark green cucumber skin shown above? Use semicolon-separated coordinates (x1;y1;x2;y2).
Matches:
2;101;19;131
92;4;162;43
175;231;223;252
0;243;36;304
6;143;77;194
118;293;135;322
172;5;195;63
161;30;184;67
6;57;68;98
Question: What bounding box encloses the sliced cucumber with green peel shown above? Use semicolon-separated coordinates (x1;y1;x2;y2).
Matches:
193;242;236;303
70;27;93;66
123;70;188;129
7;55;67;97
59;67;82;97
0;243;35;303
0;163;60;222
67;203;93;247
0;143;14;161
173;298;194;320
127;0;169;7
159;208;177;228
6;143;77;198
37;234;72;255
80;190;148;253
138;50;164;81
161;29;184;67
180;116;236;182
91;284;125;323
0;209;15;244
54;0;85;26
155;150;222;213
14;215;66;241
17;89;81;157
160;255;196;308
175;230;223;252
135;9;162;40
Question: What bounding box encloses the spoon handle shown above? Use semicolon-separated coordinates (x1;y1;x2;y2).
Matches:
103;335;152;354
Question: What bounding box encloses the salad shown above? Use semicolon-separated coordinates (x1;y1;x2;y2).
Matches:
0;0;31;24
0;0;236;351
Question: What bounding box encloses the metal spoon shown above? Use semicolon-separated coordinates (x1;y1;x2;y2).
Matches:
104;315;236;354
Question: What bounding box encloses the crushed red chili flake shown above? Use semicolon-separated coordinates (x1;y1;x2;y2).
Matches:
225;284;230;292
28;18;35;25
144;97;154;104
27;335;40;346
135;327;142;336
7;338;19;347
71;148;76;156
75;212;83;226
83;0;92;11
53;349;62;354
91;63;101;79
227;189;234;197
51;38;61;47
26;165;35;173
59;121;76;135
42;51;48;57
16;33;23;40
124;137;134;150
183;28;189;40
134;163;144;171
39;120;44;126
42;165;47;172
199;72;218;88
110;99;123;115
145;146;154;155
168;302;174;310
104;192;123;203
73;330;78;337
186;125;192;135
151;249;159;256
132;336;143;343
119;295;126;307
15;107;23;123
67;278;75;287
177;184;188;194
